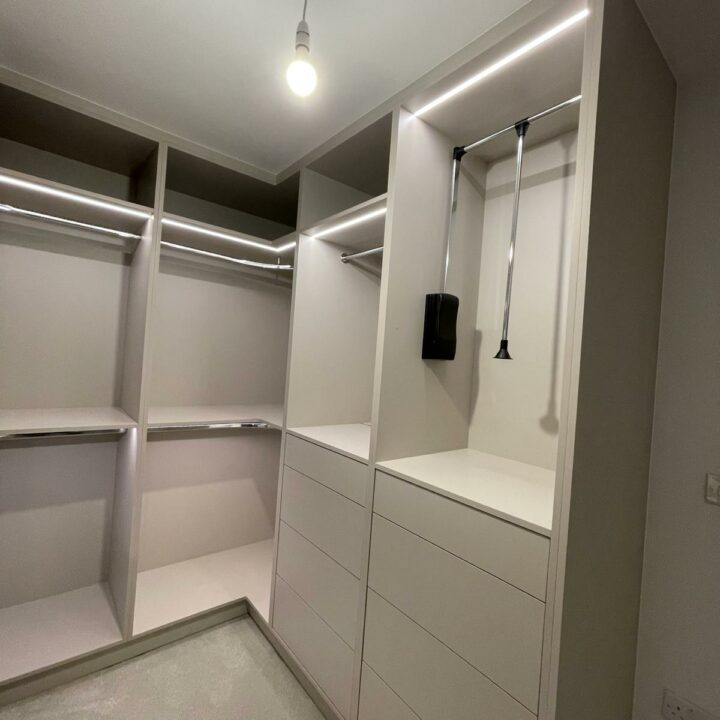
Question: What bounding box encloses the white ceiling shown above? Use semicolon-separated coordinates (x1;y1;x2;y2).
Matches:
0;0;531;176
635;0;720;82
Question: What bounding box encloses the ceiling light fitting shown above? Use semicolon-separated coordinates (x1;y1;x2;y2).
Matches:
287;0;317;97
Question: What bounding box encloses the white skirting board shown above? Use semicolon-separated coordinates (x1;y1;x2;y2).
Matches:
133;539;274;635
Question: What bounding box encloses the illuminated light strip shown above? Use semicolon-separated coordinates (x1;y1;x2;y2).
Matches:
313;207;387;239
0;203;142;239
161;240;294;270
161;217;296;255
0;173;152;219
414;9;590;117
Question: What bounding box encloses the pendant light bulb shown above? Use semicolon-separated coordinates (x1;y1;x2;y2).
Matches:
287;7;317;97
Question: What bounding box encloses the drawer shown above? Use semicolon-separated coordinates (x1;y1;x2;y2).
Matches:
280;466;365;576
285;434;368;505
363;590;534;720
276;521;359;647
374;471;549;600
273;577;354;718
369;515;544;711
359;663;419;720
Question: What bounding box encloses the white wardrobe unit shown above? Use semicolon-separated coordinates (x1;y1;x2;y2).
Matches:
270;124;390;719
0;87;160;682
134;151;298;634
360;1;675;720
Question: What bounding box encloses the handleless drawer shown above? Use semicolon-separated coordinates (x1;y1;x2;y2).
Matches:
273;576;354;718
280;466;365;576
374;471;549;600
369;514;544;711
285;434;368;505
276;521;359;647
363;590;534;720
359;664;419;720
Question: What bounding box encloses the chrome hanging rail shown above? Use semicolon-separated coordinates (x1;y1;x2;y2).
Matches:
148;421;270;433
340;246;383;263
0;428;128;441
439;94;582;360
161;241;294;271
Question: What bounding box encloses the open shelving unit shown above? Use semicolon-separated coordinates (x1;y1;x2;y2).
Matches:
287;193;388;463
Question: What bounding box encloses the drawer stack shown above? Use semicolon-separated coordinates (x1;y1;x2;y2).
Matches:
359;471;550;720
272;434;369;719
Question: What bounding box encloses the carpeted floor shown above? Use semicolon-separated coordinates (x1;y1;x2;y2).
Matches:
0;618;324;719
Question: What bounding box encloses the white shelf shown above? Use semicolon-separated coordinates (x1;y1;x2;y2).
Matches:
0;406;137;436
377;449;555;536
147;404;284;431
289;423;372;463
300;195;387;251
133;540;274;636
0;166;151;235
0;583;123;683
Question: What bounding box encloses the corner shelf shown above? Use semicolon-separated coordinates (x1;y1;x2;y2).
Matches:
289;424;372;463
132;539;274;636
148;404;284;431
377;449;555;536
300;194;387;251
0;583;122;684
0;407;137;437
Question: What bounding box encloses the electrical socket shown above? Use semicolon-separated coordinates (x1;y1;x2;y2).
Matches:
662;689;718;720
706;473;720;506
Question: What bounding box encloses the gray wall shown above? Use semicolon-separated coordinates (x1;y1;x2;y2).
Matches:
633;77;720;720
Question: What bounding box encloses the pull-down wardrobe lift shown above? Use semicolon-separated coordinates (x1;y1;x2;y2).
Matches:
1;2;676;720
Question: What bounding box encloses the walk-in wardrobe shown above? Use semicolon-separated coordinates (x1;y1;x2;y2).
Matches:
1;0;676;718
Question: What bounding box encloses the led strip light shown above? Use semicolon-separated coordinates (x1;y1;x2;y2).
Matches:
161;217;296;254
312;207;387;239
414;9;590;117
0;172;152;219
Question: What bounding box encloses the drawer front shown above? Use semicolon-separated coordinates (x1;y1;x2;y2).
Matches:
273;577;354;718
280;466;365;576
359;664;419;720
276;521;359;647
374;471;549;600
363;590;534;720
285;434;368;505
369;515;544;711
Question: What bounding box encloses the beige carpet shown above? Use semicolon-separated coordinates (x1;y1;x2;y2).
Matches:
0;619;323;719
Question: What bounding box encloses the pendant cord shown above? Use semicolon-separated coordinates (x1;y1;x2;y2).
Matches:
302;0;308;21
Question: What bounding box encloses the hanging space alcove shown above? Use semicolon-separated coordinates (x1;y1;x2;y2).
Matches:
131;152;298;635
0;84;160;681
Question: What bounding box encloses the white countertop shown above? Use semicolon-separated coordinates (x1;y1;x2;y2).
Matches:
377;448;555;536
289;423;372;463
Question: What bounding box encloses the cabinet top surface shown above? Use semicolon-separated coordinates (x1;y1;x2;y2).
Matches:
377;448;555;536
288;423;371;463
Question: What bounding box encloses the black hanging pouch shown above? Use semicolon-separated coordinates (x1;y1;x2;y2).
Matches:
422;292;459;360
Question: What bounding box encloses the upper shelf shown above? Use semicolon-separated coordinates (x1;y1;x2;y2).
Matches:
300;194;387;252
0;166;152;239
406;4;586;157
377;448;555;536
0;407;137;436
